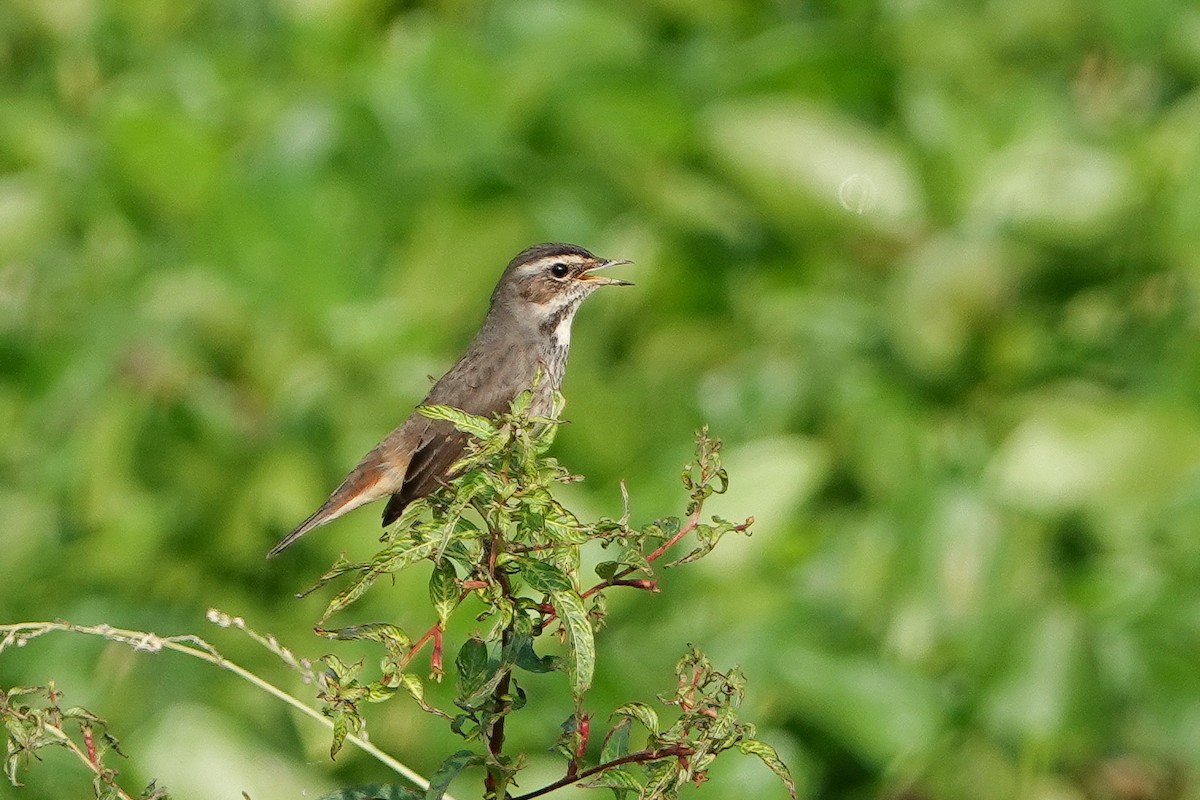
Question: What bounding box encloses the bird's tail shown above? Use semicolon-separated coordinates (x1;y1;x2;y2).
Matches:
267;507;331;558
266;465;390;558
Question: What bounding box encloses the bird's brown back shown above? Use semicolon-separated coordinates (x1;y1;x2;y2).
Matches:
380;311;559;523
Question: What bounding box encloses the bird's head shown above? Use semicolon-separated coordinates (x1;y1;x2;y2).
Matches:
491;243;632;325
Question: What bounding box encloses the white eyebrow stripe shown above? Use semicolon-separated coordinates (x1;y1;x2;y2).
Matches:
515;254;588;276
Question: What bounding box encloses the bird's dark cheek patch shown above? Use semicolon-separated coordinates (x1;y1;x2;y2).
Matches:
520;279;561;305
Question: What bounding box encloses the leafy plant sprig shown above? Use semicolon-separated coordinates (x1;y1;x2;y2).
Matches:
0;614;436;797
1;682;165;800
309;392;795;800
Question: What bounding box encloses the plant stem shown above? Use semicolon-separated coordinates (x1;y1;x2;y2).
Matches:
485;626;514;797
396;587;472;673
586;506;703;597
643;507;705;565
483;513;516;798
509;745;693;800
538;507;710;630
40;720;137;800
535;508;704;631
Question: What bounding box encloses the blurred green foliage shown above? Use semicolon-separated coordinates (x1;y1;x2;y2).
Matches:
3;0;1200;798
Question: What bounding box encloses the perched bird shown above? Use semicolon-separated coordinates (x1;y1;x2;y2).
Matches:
268;243;631;557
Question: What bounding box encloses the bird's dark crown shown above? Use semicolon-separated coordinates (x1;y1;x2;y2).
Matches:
507;242;597;269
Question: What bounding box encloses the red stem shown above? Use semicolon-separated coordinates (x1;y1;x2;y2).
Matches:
585;506;703;597
642;507;704;565
82;722;97;764
541;508;707;627
397;588;471;673
509;745;693;800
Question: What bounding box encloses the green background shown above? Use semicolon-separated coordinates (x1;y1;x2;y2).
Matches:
4;0;1200;798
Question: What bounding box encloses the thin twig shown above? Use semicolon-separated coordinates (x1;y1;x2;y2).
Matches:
509;745;693;800
396;587;472;673
592;506;703;594
540;507;706;628
40;720;136;800
484;515;516;798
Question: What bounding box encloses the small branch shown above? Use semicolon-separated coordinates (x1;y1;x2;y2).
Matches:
509;745;693;800
397;620;440;672
508;541;570;554
430;624;444;679
485;630;514;794
542;508;705;627
588;578;657;596
396;588;472;673
484;521;516;798
40;720;136;800
593;506;703;594
643;507;704;565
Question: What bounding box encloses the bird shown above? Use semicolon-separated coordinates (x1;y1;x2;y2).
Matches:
267;242;632;557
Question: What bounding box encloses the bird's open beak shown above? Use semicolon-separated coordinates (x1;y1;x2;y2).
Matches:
581;258;634;286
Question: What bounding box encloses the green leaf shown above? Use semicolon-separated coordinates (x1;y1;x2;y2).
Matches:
455;637;489;698
433;476;488;561
738;739;798;800
364;680;400;703
618;545;652;576
580;767;643;794
429;559;459;625
138;780;171;800
550;589;595;696
520;557;574;593
553;713;584;760
612;702;659;734
319;538;440;622
317;784;422;800
459;666;509;710
60;705;103;724
665;516;751;567
321;654;358;682
425;750;485;800
509;387;533;416
595;561;622;580
448;427;511;475
330;712;349;759
397;672;453;719
454;637;507;708
600;716;632;763
552;547;581;578
320;576;380;624
296;555;362;598
317;623;411;657
506;630;558;674
417;404;495;440
641;759;679;798
542;503;587;543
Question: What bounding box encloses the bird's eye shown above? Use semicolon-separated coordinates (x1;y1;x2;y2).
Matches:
549;262;570;278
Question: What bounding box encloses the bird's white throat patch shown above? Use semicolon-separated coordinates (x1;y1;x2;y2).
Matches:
552;307;577;348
